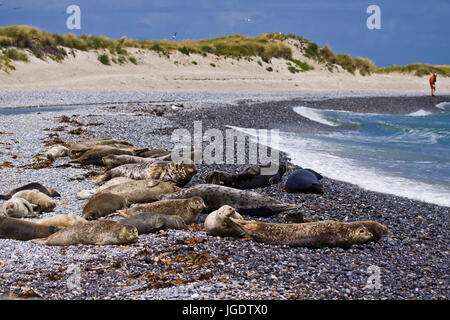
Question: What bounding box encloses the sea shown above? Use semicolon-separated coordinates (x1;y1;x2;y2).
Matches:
232;101;450;207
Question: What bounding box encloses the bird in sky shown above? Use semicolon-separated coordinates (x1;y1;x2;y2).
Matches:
172;32;177;40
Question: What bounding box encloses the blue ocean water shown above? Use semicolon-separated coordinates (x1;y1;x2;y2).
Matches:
233;102;450;207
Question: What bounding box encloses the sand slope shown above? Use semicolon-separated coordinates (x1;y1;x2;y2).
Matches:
1;42;449;91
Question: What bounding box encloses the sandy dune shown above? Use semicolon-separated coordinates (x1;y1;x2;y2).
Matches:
1;45;449;92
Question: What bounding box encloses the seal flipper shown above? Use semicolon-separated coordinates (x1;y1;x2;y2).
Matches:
0;194;8;200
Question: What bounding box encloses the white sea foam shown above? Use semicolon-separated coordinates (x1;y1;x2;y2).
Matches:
435;102;450;110
232;126;450;207
293;106;339;126
408;109;433;116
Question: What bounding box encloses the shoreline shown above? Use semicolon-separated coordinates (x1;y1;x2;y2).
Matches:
0;91;448;299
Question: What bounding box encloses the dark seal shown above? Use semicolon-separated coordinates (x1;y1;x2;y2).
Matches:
205;163;286;190
0;216;60;241
284;169;323;194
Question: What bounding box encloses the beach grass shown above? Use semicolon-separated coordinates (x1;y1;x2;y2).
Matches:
0;25;448;77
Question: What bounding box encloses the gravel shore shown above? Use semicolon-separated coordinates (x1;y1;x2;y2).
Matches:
0;91;448;300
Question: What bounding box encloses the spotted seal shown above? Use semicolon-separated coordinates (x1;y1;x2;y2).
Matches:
119;212;187;234
96;179;180;205
204;205;246;238
68;138;134;159
160;184;301;217
70;145;150;165
32;220;138;246
76;177;134;200
228;218;376;249
94;160;197;187
118;197;205;223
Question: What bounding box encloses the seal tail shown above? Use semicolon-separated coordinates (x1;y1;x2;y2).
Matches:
31;237;48;244
94;171;112;185
271;202;302;213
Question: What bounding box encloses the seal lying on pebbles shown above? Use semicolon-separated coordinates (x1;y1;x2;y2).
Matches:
161;184;301;217
227;218;375;249
76;177;134;200
32;220;138;246
70;145;150;165
96;179;180;205
0;216;60;241
284;169;324;195
37;214;87;227
2;197;36;218
118;197;206;223
0;183;60;200
204;205;246;238
12;190;56;212
119;212;186;234
102;148;173;169
82;193;128;220
205;164;286;189
94;161;198;187
68;138;134;159
103;154;160;169
45;145;69;160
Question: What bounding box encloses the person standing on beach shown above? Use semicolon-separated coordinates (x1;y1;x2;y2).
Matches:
429;73;437;96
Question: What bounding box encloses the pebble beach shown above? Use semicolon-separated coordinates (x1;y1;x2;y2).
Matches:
0;90;448;300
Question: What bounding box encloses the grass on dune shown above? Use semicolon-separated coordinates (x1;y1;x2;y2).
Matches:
376;64;450;77
0;25;448;77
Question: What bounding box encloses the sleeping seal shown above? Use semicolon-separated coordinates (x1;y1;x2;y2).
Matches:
36;214;88;227
82;193;128;220
0;216;60;241
204;205;246;238
228;218;374;249
284;169;324;194
12;190;56;212
160;184;300;217
95;179;180;205
32;220;138;246
68;138;134;159
2;197;37;218
119;212;187;234
70;145;150;165
117;197;205;223
94;160;197;187
205;164;286;190
0;183;60;200
76;177;135;200
45;145;69;160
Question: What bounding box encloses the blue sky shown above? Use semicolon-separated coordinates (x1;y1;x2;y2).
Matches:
0;0;449;67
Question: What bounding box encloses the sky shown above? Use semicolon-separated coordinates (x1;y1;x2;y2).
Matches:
0;0;449;67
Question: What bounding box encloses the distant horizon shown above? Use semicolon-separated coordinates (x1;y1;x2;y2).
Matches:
0;0;448;67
